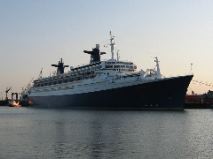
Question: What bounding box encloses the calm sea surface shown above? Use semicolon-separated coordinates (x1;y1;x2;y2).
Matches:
0;107;212;159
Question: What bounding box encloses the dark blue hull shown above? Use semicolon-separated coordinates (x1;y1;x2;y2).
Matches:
30;75;193;110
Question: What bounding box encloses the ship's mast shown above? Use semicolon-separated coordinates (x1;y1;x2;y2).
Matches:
109;31;115;60
154;57;161;78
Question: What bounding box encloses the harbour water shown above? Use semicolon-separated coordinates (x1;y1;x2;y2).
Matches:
0;107;212;159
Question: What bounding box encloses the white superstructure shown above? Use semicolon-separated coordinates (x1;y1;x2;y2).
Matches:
29;32;162;97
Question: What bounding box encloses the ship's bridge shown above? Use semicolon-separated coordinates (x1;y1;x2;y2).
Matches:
101;60;137;72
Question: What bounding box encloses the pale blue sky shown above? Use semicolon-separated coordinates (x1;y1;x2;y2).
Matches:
0;0;213;95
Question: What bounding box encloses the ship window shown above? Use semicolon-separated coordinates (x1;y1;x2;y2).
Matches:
114;65;120;68
106;65;113;68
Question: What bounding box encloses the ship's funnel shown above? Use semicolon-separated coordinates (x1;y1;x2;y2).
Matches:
84;44;106;64
51;58;69;75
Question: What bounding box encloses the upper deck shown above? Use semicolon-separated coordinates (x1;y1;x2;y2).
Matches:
33;59;137;88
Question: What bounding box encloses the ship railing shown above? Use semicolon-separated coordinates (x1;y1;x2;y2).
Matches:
34;72;97;87
102;59;134;63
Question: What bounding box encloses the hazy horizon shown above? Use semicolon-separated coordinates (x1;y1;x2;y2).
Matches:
0;0;213;97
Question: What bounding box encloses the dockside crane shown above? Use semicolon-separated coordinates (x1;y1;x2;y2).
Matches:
5;87;11;100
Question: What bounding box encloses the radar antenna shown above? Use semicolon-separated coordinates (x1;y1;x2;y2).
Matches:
116;50;120;61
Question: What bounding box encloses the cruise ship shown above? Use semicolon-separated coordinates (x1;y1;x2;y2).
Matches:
26;32;193;110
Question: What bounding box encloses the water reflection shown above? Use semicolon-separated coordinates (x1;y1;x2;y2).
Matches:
89;118;105;159
48;111;190;159
54;119;66;159
0;108;212;159
88;112;123;159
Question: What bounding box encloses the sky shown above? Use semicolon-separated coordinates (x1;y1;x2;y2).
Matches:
0;0;213;97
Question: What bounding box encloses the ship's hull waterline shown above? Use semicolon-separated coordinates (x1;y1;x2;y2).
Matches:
29;75;193;110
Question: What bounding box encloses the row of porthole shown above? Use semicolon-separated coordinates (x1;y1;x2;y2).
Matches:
33;85;74;92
